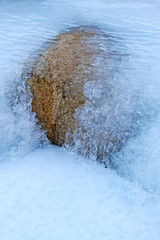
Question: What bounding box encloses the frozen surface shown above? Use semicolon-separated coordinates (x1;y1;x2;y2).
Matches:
0;146;160;240
0;0;160;239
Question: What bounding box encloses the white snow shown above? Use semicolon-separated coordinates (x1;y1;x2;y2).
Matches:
0;146;159;240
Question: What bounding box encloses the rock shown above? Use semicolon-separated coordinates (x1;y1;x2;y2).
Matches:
26;26;137;163
26;27;99;146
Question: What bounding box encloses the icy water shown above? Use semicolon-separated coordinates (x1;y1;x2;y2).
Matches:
0;0;160;239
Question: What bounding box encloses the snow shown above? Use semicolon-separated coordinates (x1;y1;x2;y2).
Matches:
0;146;159;240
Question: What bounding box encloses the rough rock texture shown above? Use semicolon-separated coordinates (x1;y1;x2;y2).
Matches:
26;27;99;146
26;27;138;163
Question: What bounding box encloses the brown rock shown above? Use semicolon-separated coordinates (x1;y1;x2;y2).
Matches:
26;27;99;146
26;27;138;163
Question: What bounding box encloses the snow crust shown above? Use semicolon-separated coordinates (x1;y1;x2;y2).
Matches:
0;146;159;240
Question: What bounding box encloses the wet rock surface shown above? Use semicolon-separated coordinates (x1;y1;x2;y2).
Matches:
26;27;99;146
26;26;137;163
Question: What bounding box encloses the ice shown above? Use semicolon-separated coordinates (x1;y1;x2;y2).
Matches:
0;146;159;240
